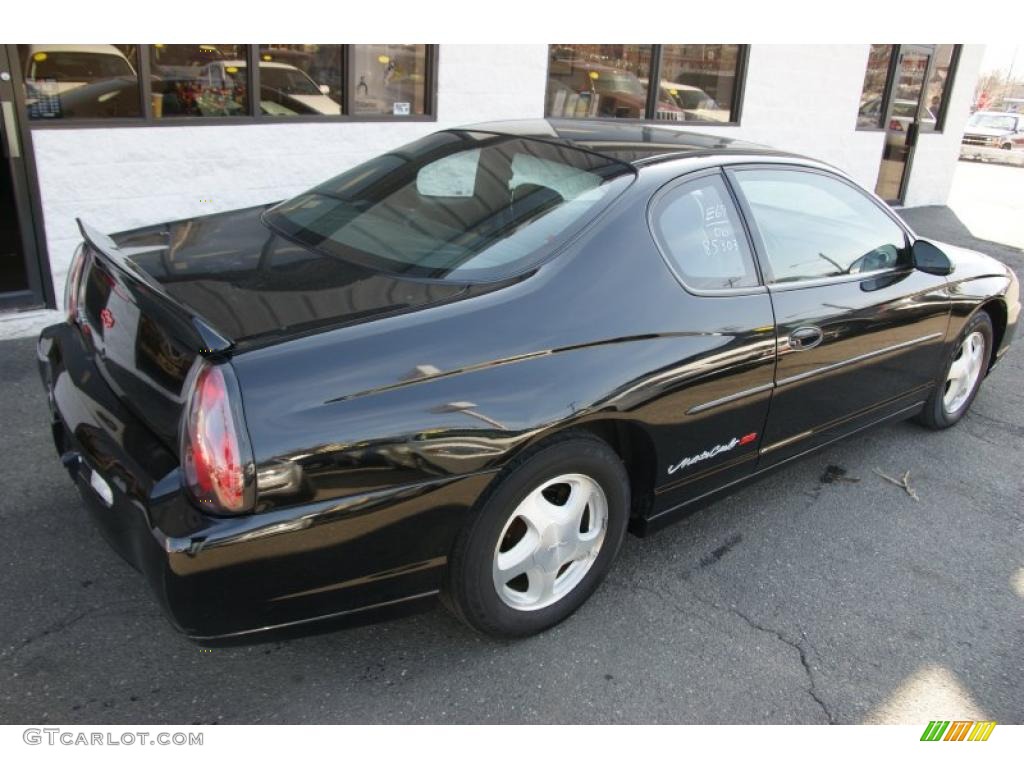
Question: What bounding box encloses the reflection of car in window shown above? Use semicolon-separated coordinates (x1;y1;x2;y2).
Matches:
657;81;729;122
200;60;342;115
22;44;136;103
27;76;141;120
547;62;685;121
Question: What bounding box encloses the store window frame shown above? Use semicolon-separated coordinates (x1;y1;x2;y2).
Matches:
855;44;961;133
547;44;749;127
22;44;439;129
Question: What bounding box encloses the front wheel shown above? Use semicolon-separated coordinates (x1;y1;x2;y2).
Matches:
444;434;629;638
916;311;993;429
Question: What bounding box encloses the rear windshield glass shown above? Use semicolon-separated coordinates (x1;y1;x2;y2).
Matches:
264;130;634;281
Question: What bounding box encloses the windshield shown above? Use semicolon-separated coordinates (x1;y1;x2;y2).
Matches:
264;131;634;281
969;113;1017;131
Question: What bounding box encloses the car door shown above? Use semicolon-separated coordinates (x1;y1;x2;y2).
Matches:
644;169;778;515
726;165;951;465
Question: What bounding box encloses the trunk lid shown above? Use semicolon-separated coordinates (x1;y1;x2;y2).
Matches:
109;205;468;345
74;207;469;450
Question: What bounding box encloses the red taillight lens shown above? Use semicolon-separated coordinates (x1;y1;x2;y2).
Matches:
181;363;254;515
65;245;87;323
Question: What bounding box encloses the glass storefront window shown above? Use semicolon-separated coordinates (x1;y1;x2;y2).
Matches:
657;45;741;123
352;45;428;116
546;45;743;123
547;45;653;120
856;45;894;129
257;45;343;116
19;44;141;120
920;45;957;132
149;44;250;118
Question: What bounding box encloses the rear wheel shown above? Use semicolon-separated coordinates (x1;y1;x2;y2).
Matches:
916;311;992;429
444;434;629;638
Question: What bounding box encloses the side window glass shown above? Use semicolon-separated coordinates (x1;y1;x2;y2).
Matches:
651;174;759;290
732;169;909;283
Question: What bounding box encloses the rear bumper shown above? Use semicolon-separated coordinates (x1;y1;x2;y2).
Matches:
38;323;495;641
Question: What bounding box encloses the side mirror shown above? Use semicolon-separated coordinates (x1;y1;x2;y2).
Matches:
319;84;331;96
912;240;954;276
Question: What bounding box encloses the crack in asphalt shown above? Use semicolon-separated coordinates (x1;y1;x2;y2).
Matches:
610;578;836;724
965;410;1024;440
0;600;150;663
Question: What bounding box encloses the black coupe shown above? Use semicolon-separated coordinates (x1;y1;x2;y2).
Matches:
38;119;1020;640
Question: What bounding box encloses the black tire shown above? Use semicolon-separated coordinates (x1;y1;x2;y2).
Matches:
444;433;629;638
916;311;993;429
1001;143;1013;151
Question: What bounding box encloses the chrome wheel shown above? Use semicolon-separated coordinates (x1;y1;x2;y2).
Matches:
943;331;986;414
492;473;608;611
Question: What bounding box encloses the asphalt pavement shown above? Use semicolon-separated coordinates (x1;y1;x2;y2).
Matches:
0;205;1021;725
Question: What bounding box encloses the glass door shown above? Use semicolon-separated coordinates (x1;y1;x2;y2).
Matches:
874;46;932;204
0;45;48;310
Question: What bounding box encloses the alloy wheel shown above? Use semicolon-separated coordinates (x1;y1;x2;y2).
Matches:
943;330;986;414
492;473;608;611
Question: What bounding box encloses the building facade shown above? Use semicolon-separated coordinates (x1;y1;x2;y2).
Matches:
0;43;983;332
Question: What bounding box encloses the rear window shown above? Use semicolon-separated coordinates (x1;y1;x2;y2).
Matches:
264;130;634;281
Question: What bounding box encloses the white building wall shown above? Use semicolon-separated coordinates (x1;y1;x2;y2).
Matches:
26;43;984;315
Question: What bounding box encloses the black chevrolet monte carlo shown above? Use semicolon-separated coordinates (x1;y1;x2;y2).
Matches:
38;119;1019;641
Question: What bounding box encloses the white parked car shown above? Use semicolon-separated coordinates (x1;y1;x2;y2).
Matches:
962;111;1024;152
22;44;136;97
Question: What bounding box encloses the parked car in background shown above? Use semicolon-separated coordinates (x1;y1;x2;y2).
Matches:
22;44;136;98
38;120;1019;642
656;81;730;122
961;111;1024;152
22;44;138;119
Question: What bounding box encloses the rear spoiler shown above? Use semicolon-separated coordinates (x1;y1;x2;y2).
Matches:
77;219;233;355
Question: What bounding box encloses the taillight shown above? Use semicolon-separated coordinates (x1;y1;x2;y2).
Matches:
181;362;255;515
65;245;87;323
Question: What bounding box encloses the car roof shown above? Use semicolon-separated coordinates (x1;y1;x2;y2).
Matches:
458;118;795;166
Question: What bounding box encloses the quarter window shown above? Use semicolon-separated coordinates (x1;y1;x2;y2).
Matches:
651;175;759;290
732;169;909;283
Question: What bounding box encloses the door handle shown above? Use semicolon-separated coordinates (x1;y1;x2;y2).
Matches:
788;326;823;351
1;101;20;159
